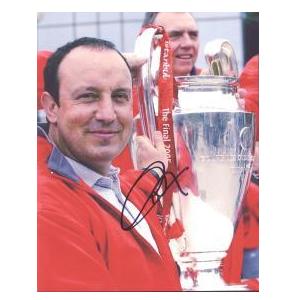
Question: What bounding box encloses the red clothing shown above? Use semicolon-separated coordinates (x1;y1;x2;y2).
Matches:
239;55;259;141
37;134;181;291
222;182;259;288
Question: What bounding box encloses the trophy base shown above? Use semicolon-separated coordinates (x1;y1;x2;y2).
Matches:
177;252;249;291
180;267;248;291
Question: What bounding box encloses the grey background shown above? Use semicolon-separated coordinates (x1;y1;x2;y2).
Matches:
38;12;246;71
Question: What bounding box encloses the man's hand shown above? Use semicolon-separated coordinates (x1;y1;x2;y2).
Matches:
123;53;147;83
236;88;246;110
134;131;168;171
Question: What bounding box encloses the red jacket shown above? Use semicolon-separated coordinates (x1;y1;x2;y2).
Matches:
222;182;259;289
37;130;181;291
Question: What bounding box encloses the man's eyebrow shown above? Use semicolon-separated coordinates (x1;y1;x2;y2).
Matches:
73;86;98;92
112;87;131;93
188;30;198;34
85;87;99;92
168;30;199;35
168;30;183;34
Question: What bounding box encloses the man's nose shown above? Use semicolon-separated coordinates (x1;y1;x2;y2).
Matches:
180;32;194;48
94;95;117;122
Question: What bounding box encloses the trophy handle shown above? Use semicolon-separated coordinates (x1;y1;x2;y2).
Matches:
134;27;161;143
133;25;178;230
204;39;239;78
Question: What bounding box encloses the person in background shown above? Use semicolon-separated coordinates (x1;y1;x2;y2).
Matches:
37;37;181;291
142;12;203;76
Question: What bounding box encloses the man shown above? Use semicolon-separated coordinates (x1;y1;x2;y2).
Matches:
37;37;181;291
142;12;202;76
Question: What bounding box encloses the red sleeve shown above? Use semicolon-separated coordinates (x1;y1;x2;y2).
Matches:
221;182;259;285
243;182;259;249
221;218;244;284
38;191;117;291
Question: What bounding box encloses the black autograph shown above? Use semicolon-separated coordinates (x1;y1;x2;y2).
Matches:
121;161;188;231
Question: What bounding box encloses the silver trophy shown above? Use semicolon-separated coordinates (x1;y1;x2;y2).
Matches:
169;41;255;290
171;84;255;290
131;31;256;290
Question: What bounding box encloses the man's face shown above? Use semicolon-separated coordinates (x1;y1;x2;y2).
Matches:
154;13;199;76
49;47;132;174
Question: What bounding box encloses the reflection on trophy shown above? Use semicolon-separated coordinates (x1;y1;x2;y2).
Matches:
130;26;162;169
132;27;256;291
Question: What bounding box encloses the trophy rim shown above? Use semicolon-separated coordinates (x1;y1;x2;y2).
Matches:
175;75;238;87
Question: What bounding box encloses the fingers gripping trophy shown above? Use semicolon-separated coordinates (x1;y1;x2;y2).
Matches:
132;27;256;291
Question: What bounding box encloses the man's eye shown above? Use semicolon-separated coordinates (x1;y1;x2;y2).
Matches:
168;31;182;39
78;93;99;101
189;31;198;39
112;92;129;103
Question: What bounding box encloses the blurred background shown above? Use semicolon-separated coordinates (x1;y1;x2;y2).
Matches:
37;12;258;70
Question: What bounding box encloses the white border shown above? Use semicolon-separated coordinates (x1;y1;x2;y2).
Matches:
2;1;299;299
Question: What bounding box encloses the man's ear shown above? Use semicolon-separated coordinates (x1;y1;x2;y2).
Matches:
41;92;59;124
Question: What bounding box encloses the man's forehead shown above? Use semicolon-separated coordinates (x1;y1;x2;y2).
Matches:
57;47;132;89
154;12;197;31
61;46;118;64
59;46;129;75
